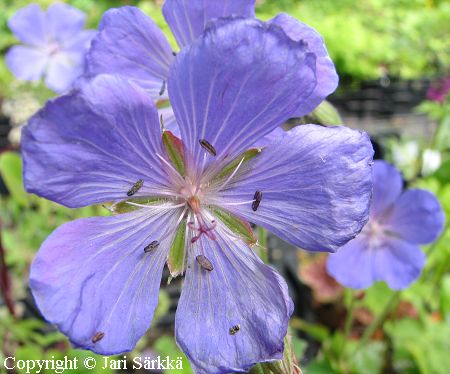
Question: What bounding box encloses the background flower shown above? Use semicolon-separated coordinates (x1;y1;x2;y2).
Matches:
5;3;95;93
327;160;445;290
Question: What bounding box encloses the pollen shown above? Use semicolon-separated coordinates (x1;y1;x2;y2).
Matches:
91;332;105;343
229;324;240;335
144;240;159;253
159;80;166;96
127;179;144;197
199;139;217;156
252;190;263;211
196;255;214;271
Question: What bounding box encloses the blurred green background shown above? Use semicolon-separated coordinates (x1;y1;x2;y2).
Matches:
0;1;449;373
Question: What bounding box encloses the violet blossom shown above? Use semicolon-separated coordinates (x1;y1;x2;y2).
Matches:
6;3;95;93
85;0;338;131
22;19;372;373
327;160;445;290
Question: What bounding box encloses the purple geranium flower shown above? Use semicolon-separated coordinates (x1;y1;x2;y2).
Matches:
327;160;445;290
6;3;95;93
22;19;372;373
85;0;338;131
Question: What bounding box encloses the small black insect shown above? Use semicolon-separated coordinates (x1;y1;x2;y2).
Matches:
199;139;217;156
144;240;160;253
127;179;144;196
159;80;166;96
92;332;105;343
172;51;177;56
196;255;214;271
252;190;263;211
229;324;240;335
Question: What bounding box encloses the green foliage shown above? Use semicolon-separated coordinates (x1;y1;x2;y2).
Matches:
385;318;450;374
257;0;450;81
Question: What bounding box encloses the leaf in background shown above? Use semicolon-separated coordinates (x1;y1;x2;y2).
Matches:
440;275;450;323
349;341;386;374
0;152;28;206
362;282;395;315
385;318;450;374
153;335;193;374
309;100;343;126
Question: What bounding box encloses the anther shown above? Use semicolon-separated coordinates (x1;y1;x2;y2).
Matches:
92;332;105;343
229;324;240;335
127;179;144;196
159;80;166;96
199;139;217;156
144;240;159;253
196;255;214;271
252;190;263;211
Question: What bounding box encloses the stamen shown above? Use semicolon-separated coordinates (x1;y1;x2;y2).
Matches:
215;157;245;192
199;139;217;156
156;153;186;185
159;80;166;96
91;332;105;343
144;240;159;253
160;114;165;130
252;190;263;211
229;324;240;335
196;255;214;271
127;179;144;197
125;201;186;210
209;199;255;207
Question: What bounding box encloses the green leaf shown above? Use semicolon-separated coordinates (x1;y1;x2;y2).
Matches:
162;130;185;176
213;208;257;246
154;336;193;374
213;148;262;183
0;152;29;206
349;341;386;374
440;275;450;322
310;100;343;126
167;219;187;277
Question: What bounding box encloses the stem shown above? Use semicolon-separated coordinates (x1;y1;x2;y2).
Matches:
357;292;399;350
0;225;16;317
257;226;269;264
337;293;356;364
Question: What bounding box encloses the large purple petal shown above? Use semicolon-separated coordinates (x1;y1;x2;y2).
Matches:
22;75;169;208
46;3;86;43
5;46;48;81
383;189;445;244
45;53;83;93
162;0;255;48
8;4;47;47
371;160;403;218
326;235;374;289
30;208;181;355
86;6;174;100
168;18;317;167
270;13;338;116
176;221;293;373
371;237;426;290
213;125;373;252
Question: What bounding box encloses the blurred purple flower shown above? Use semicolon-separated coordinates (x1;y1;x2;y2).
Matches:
22;19;372;373
6;3;95;93
85;0;338;133
427;77;450;103
327;160;445;290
